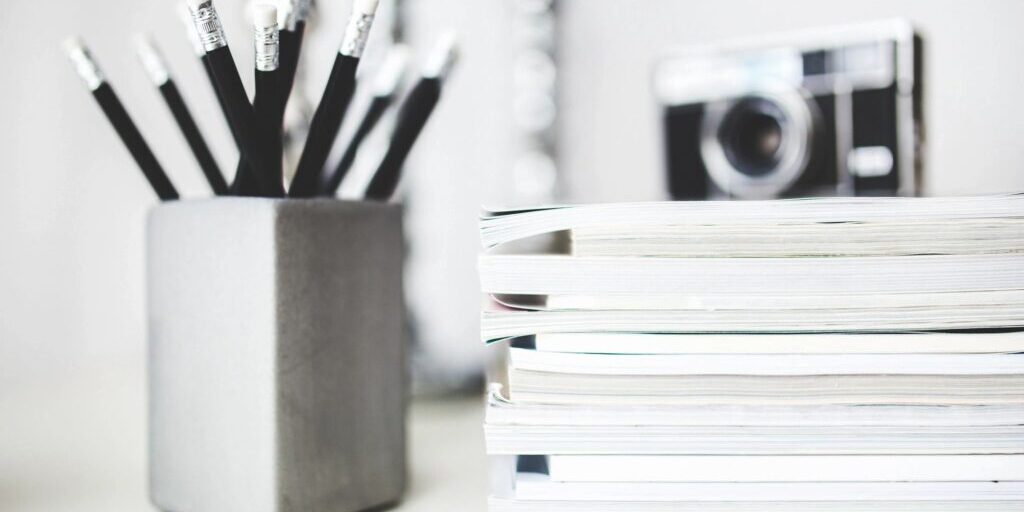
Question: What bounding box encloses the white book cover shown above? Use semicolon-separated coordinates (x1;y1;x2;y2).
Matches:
482;307;1024;342
489;497;1024;511
479;254;1024;297
510;474;1024;502
486;423;1024;455
508;347;1024;376
530;331;1024;354
485;389;1024;427
570;219;1024;258
480;195;1024;249
539;290;1024;312
507;372;1024;406
489;498;1024;511
545;454;1024;482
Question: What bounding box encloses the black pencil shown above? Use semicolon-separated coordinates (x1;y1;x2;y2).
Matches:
186;0;274;197
288;0;381;198
181;4;252;197
179;2;244;162
320;46;409;197
136;36;228;195
278;0;309;115
365;34;458;201
65;38;179;201
252;4;285;196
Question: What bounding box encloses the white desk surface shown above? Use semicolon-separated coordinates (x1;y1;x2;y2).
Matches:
0;366;488;511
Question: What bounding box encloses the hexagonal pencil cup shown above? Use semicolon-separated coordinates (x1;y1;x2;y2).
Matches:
146;198;406;512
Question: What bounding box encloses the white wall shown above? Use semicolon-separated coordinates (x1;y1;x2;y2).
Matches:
3;0;1024;392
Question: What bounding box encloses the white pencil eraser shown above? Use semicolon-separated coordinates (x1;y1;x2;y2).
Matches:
424;31;459;79
253;4;278;29
276;0;294;28
135;34;158;56
372;45;410;96
135;34;171;86
353;0;380;16
185;0;210;9
63;36;86;57
64;36;105;90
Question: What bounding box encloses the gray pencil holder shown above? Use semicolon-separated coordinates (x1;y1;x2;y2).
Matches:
146;198;406;512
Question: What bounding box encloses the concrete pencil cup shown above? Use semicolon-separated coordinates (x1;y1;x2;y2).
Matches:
146;198;406;512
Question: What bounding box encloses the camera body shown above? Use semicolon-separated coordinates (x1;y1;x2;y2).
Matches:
656;19;923;199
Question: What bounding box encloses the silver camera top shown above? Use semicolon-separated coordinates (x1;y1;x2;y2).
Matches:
654;19;916;106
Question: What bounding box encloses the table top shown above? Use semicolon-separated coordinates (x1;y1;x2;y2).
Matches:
0;365;488;511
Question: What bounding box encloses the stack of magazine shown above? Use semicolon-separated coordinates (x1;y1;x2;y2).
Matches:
479;195;1024;511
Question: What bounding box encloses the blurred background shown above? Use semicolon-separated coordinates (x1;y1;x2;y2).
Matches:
3;0;1024;509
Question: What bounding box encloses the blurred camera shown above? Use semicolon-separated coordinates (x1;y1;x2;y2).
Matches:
655;20;923;199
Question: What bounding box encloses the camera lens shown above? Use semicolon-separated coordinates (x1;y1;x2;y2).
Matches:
700;87;816;199
719;97;787;177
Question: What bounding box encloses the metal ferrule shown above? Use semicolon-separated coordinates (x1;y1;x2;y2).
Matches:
68;45;106;91
188;0;228;52
254;24;280;72
137;40;171;86
339;12;376;58
178;2;207;56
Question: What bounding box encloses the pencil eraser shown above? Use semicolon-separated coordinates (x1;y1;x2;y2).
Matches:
135;34;171;86
372;45;410;97
64;36;105;90
294;0;312;21
134;34;160;59
253;4;278;29
178;1;207;55
185;0;211;9
353;0;380;16
276;0;295;29
423;31;459;80
62;36;86;57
